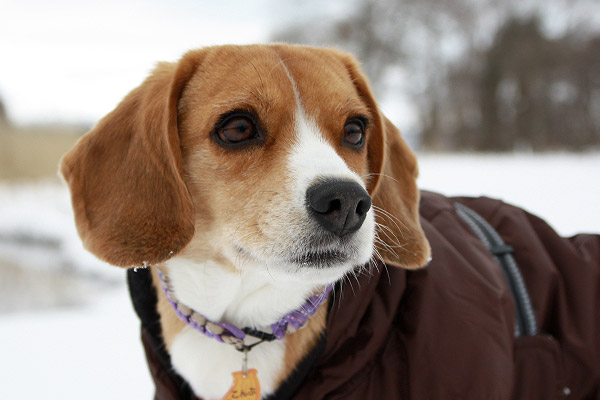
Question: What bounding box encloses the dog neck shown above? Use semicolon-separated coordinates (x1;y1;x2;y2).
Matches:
163;257;330;329
156;263;332;348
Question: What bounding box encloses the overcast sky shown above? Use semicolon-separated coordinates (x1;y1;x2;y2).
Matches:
0;0;338;125
0;0;421;137
2;0;597;130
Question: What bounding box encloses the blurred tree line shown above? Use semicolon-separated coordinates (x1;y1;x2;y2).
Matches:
273;0;600;151
0;98;8;129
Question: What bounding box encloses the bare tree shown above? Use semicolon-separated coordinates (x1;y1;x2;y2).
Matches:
273;0;600;151
436;16;600;151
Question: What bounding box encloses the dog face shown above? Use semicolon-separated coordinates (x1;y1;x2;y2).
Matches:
176;46;376;284
60;45;430;283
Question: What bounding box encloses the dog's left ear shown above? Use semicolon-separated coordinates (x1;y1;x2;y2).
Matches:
59;53;204;267
337;52;431;269
369;117;431;268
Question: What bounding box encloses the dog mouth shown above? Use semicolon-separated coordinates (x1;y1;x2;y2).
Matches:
234;243;353;268
289;249;351;267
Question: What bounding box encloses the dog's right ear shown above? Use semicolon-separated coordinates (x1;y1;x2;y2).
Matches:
60;51;205;267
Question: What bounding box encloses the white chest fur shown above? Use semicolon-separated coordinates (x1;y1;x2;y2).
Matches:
170;326;286;399
165;258;321;399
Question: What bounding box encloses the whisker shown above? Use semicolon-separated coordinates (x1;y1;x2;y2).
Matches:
336;278;345;310
375;222;402;247
383;262;391;286
374;226;402;256
377;239;402;258
362;172;399;184
373;239;400;259
344;274;356;296
368;256;379;275
371;248;384;271
350;269;362;290
372;205;409;234
374;218;408;249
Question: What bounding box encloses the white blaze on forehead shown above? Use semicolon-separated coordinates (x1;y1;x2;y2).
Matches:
289;108;363;188
278;59;364;193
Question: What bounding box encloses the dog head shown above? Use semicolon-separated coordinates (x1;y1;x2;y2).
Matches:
60;44;430;285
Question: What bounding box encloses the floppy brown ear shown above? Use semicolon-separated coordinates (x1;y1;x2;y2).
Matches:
59;54;202;267
337;52;430;269
369;117;431;268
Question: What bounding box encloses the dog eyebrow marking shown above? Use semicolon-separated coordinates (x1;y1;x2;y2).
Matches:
277;57;302;109
276;57;329;148
208;94;272;115
277;57;329;156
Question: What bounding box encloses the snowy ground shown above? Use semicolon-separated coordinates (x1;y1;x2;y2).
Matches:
0;286;153;399
417;153;600;236
0;152;598;399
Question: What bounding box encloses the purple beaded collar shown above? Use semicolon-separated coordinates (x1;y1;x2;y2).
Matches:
157;267;333;352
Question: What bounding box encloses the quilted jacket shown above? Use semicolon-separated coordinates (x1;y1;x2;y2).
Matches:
129;191;600;399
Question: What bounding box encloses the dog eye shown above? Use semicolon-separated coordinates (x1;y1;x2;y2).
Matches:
217;116;256;144
343;119;365;147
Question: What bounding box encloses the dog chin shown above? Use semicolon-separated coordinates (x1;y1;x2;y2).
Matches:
229;219;375;285
287;261;364;285
230;245;373;286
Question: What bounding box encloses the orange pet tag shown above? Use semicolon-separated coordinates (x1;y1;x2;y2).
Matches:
222;369;261;400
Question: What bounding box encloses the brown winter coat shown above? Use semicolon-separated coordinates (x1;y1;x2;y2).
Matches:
130;191;600;399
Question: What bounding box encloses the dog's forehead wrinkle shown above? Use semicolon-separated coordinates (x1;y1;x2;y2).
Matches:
208;93;270;116
240;85;270;108
210;97;254;109
245;57;266;86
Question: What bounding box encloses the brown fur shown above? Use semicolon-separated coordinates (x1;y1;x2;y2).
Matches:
278;297;329;387
60;44;431;393
151;266;186;352
59;60;198;267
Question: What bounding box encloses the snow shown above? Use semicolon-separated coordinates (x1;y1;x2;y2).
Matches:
416;153;600;236
0;286;152;399
0;181;117;279
0;152;598;399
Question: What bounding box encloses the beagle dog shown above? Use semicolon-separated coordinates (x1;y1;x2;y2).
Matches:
60;44;430;399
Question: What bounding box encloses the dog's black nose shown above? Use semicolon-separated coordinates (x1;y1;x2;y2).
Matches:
306;180;371;236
